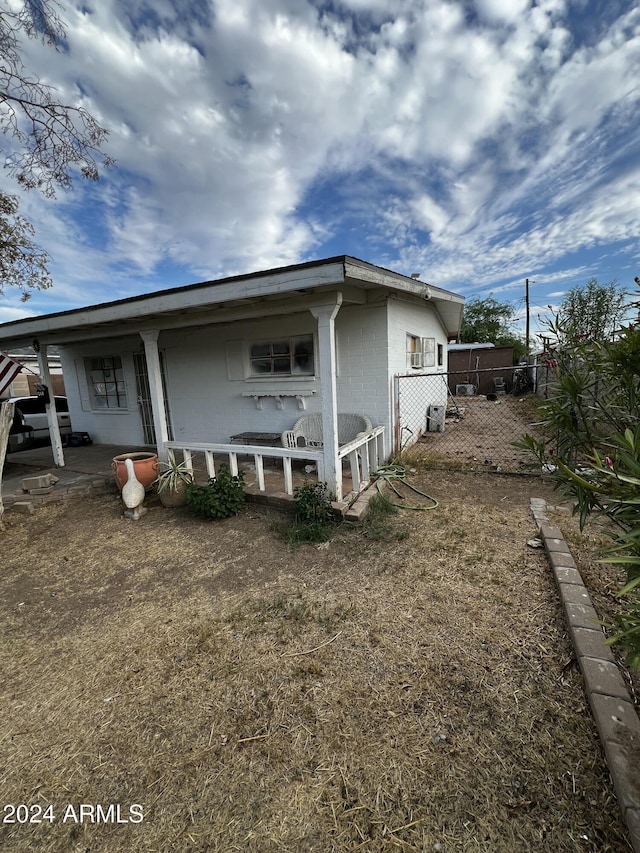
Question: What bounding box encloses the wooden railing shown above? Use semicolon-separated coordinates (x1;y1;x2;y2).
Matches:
337;426;385;495
165;426;384;500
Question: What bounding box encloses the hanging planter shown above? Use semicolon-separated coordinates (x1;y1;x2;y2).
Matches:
112;451;159;492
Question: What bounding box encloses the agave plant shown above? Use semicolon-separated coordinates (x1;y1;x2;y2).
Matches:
154;450;193;495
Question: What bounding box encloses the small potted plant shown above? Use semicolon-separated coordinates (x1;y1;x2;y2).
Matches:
154;450;194;507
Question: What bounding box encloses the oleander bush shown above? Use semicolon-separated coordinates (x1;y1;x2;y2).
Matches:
519;288;640;666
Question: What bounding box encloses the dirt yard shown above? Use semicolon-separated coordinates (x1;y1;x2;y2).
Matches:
0;470;635;852
415;393;544;473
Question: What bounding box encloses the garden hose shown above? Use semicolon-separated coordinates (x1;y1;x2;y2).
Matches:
373;464;439;511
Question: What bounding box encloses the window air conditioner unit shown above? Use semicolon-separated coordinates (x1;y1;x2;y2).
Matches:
455;384;476;396
410;352;423;368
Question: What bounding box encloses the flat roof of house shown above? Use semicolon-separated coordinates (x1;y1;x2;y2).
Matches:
448;342;496;350
0;255;464;347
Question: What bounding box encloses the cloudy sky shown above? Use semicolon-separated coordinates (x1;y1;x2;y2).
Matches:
1;0;639;335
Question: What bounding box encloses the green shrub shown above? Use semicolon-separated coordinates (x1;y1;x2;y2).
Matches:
186;465;244;520
275;481;336;545
294;482;333;525
556;427;640;667
519;288;640;667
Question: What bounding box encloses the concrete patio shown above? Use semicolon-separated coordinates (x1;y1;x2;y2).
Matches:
1;444;148;512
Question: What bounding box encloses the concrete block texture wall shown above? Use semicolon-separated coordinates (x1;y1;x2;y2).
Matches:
335;303;390;450
387;295;449;448
163;303;394;447
163;314;320;443
60;338;147;446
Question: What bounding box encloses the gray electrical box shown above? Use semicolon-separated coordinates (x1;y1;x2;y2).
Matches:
427;405;445;432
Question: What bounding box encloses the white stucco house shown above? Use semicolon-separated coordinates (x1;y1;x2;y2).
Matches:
0;256;464;502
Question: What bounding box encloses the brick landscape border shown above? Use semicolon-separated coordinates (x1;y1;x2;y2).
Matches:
531;498;640;852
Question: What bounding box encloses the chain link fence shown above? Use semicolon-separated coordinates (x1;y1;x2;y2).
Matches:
394;367;543;473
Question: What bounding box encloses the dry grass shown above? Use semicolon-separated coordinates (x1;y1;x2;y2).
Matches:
0;471;632;852
545;503;640;702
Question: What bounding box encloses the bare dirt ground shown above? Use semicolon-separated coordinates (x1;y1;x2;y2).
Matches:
415;393;543;473
0;470;635;852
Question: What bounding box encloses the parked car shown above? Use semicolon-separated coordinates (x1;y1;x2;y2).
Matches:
1;395;72;443
4;404;35;453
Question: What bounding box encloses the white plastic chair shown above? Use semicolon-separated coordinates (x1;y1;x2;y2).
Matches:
281;413;373;449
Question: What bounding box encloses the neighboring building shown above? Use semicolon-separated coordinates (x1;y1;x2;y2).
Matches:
0;256;464;501
447;343;515;395
1;349;66;398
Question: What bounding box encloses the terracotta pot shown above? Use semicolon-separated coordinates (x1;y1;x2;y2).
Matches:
112;452;159;491
159;478;189;508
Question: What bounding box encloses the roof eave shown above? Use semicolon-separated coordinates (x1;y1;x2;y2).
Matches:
0;255;465;346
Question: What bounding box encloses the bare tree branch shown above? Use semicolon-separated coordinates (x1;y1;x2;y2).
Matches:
0;0;113;298
1;0;113;197
0;192;52;300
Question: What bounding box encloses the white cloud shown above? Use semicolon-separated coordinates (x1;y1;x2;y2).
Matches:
0;305;38;324
474;0;531;25
0;0;638;320
411;193;450;236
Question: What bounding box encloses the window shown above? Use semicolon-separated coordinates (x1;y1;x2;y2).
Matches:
407;334;421;369
437;344;444;367
249;335;314;377
86;356;128;409
407;335;436;369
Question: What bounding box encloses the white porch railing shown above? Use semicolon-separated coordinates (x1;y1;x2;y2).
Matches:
337;426;385;496
165;426;385;500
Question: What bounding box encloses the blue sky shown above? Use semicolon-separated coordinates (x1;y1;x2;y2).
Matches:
1;0;639;339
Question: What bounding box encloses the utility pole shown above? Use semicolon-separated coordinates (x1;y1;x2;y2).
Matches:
525;278;530;356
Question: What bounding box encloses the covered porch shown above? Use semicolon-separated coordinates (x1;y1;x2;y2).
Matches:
2;426;384;511
15;290;384;503
134;292;380;503
1;258;437;504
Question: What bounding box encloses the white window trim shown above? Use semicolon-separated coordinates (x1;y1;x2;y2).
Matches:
407;333;420;369
248;333;315;379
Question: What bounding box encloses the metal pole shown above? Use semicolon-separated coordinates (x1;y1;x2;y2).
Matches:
525;278;530;355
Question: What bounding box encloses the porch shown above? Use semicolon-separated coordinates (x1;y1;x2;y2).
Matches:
166;423;384;504
2;425;384;510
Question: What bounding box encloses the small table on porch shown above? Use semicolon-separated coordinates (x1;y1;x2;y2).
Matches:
230;431;283;469
230;431;282;447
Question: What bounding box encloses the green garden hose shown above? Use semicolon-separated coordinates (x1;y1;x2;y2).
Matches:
373;464;439;511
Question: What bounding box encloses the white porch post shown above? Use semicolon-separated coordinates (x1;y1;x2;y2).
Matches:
310;295;342;501
35;343;65;467
139;330;169;460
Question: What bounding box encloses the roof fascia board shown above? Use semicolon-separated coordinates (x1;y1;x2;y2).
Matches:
344;258;464;307
386;289;462;339
3;289;356;349
0;261;347;344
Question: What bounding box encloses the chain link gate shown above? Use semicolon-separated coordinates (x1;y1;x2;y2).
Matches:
394;366;542;473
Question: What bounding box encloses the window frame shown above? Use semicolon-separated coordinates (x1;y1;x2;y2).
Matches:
406;335;437;370
85;355;128;410
407;334;421;369
248;334;315;379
